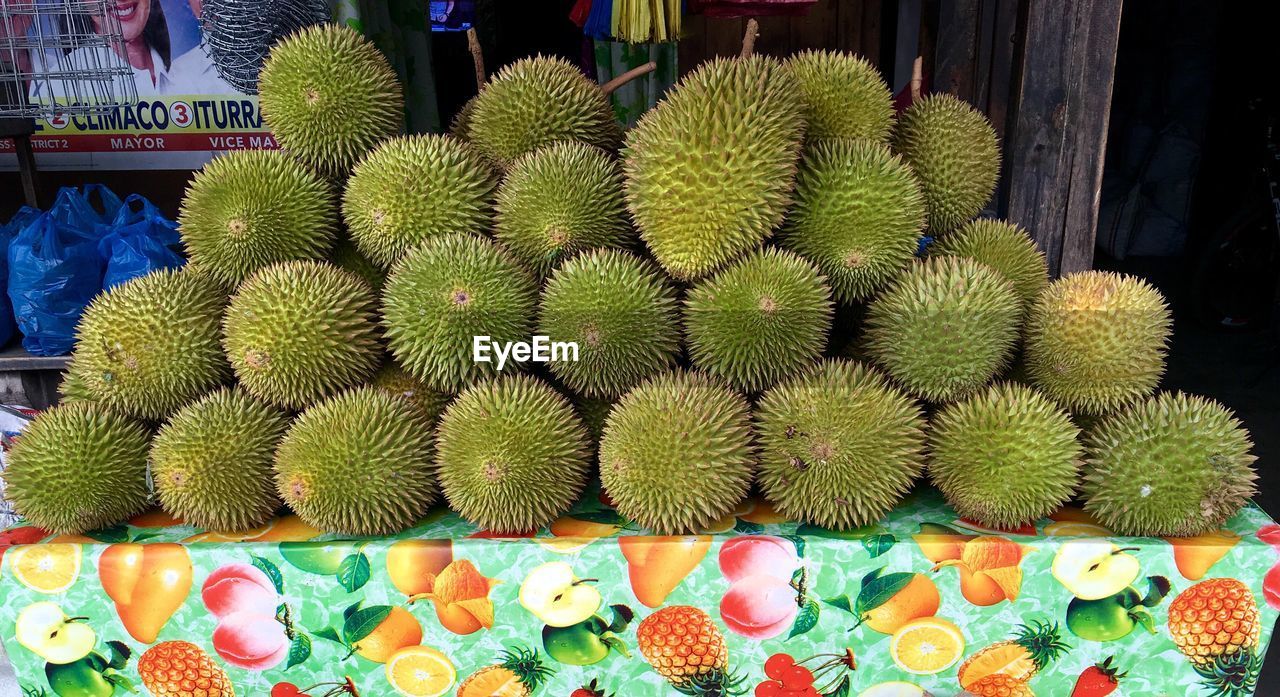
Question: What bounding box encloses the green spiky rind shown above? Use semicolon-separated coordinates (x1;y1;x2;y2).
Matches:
927;382;1082;528
258;24;404;178
623;56;806;281
865;257;1020;402
779;139;926;302
931;218;1048;311
57;366;96;406
178;149;337;288
537;250;680;399
381;234;539;392
369;361;452;430
449;95;477;141
894;93;1000;232
785;50;894;142
342;134;497;268
274;387;437;535
467;56;620;168
150;388;288;531
1081;392;1258;537
70;269;230;422
599;371;754;534
3;404;151;535
330;235;387;293
1193;649;1262;697
1024;271;1171;415
1013;621;1070;671
573;395;615;444
685;248;834;393
435;374;592;533
756;360;926;529
223;261;381;410
495;142;632;278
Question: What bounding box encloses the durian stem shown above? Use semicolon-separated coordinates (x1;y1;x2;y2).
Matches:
600;61;658;95
910;55;923;102
741;18;760;58
467;27;486;91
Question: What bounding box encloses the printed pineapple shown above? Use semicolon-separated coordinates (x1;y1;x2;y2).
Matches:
956;621;1068;696
138;641;234;697
456;645;553;697
1168;578;1263;696
636;605;741;696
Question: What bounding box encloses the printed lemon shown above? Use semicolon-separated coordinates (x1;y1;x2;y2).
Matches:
890;617;965;675
858;684;929;697
386;645;456;697
354;607;423;663
9;544;80;594
862;573;940;634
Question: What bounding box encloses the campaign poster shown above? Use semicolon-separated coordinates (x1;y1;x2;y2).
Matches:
0;0;274;170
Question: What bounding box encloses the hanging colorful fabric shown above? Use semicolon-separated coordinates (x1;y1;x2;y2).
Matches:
584;0;615;39
688;0;817;17
614;0;682;43
570;0;595;28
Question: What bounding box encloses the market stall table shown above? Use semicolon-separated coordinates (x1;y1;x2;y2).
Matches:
0;488;1275;696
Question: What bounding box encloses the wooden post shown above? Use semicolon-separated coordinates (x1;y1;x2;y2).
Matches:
1003;0;1123;276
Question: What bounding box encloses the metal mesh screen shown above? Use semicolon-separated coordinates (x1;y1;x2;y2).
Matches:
199;0;329;95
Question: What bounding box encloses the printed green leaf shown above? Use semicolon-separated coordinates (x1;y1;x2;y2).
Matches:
607;604;635;633
734;520;765;535
570;510;628;526
1141;576;1172;607
103;673;136;693
344;600;363;622
787;599;820;639
862;533;897;558
782;534;807;558
860;566;885;589
287;633;312;669
600;635;632;658
855;571;914;616
104;640;130;670
86;526;129;544
344;606;393;644
826;675;851;697
337;552;372;593
251;555;285;595
312;626;342;644
822;595;854;615
1130;607;1156;634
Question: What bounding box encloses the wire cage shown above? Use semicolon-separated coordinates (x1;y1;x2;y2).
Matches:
0;0;138;118
199;0;329;94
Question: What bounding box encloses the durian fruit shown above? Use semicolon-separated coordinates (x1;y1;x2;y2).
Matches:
537;250;680;399
467;56;619;168
3;404;151;535
330;235;386;293
151;388;289;531
449;95;477;141
258;24;404;178
624;56;806;281
495;142;631;278
274;387;437;535
685;248;834;394
223;261;381;410
930;218;1048;312
56;366;96;406
573;395;614;445
927;382;1082;529
381;234;539;392
435;374;591;533
599;371;754;534
69;269;229;422
1082;392;1257;536
866;257;1020;402
178;149;337;288
342;135;497;268
894;93;1000;233
785;50;894;142
779;140;926;303
1024;271;1171;416
369;361;452;429
756;360;926;530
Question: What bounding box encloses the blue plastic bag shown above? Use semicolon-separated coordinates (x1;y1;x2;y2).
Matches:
99;194;185;291
7;188;109;356
0;207;42;348
52;183;124;229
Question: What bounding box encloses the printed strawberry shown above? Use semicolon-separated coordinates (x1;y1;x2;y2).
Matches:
1070;656;1124;696
571;678;613;697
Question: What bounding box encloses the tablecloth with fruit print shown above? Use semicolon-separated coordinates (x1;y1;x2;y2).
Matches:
0;488;1277;697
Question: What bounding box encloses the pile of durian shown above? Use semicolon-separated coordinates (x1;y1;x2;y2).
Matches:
3;24;1258;541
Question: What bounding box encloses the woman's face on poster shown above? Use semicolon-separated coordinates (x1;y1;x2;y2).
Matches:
93;0;152;41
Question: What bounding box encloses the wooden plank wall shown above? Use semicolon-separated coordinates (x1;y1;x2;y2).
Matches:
679;0;885;71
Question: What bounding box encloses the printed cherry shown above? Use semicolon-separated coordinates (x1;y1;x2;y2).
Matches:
764;653;796;680
271;684;301;697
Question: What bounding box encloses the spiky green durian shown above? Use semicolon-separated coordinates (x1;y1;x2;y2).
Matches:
495;142;631;277
381;234;539;392
342;134;497;268
467;56;619;168
178;149;337;288
537;250;679;399
785;50;894;142
3;404;151;535
223;261;381;410
685;248;833;394
779;139;926;302
928;382;1082;528
866;257;1020;402
274;387;436;535
756;360;926;529
624;56;806;281
1024;271;1171;415
894;93;1000;232
435;374;591;532
449;95;477;140
56;366;96;406
369;361;452;429
1082;392;1257;536
69;269;229;422
330;235;386;292
573;395;614;444
599;371;754;534
151;388;288;531
258;24;404;178
930;218;1048;311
